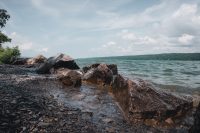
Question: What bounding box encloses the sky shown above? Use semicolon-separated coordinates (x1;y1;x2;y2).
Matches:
0;0;200;58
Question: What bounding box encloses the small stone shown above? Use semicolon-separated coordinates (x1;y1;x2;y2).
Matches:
38;122;50;127
22;127;26;131
102;118;114;124
165;118;174;124
11;99;17;104
106;127;115;133
15;120;20;124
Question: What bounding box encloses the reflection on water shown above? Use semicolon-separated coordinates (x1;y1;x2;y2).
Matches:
77;58;200;93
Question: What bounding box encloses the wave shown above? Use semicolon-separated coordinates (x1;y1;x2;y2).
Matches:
181;71;200;76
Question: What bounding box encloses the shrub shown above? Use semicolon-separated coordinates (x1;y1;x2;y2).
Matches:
0;46;20;64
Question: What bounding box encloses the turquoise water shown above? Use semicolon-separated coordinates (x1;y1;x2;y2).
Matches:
76;57;200;94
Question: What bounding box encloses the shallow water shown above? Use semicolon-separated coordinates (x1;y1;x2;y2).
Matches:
21;79;140;132
76;58;200;94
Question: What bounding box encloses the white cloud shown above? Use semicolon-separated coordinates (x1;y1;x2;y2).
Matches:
4;32;51;57
19;42;33;50
40;47;49;52
102;41;116;48
8;32;33;51
2;0;200;58
173;4;197;18
31;0;60;17
178;34;194;44
25;1;200;57
121;32;136;41
91;41;132;56
120;30;157;45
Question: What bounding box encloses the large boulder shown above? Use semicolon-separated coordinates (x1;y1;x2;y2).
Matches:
36;53;80;74
111;74;193;124
57;68;82;87
83;64;114;85
27;55;47;65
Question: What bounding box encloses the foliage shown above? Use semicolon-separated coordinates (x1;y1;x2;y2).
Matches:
0;32;11;47
0;46;20;64
0;9;11;47
0;9;20;64
0;9;10;28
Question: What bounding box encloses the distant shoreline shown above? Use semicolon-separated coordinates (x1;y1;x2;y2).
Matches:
77;53;200;61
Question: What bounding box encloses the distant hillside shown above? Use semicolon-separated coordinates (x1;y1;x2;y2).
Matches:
104;53;200;61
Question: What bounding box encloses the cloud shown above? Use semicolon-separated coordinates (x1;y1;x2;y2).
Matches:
31;0;60;17
39;47;48;52
3;32;51;57
92;2;200;56
8;32;33;51
2;0;200;58
19;42;33;51
178;34;194;44
173;4;197;18
160;3;200;36
120;30;157;45
90;41;132;56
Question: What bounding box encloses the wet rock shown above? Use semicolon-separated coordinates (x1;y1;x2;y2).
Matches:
36;53;80;74
57;68;82;87
190;102;200;133
82;63;100;73
111;74;129;113
12;58;29;65
83;64;114;85
107;64;118;75
82;63;118;75
27;55;47;65
111;75;193;124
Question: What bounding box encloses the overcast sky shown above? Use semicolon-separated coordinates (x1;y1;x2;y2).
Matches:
0;0;200;58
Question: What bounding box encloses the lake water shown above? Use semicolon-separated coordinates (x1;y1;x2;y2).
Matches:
76;57;200;94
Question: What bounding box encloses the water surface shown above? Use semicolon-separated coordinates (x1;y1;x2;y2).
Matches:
76;58;200;94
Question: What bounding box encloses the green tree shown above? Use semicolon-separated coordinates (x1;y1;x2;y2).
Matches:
0;46;20;64
0;9;11;47
0;9;20;64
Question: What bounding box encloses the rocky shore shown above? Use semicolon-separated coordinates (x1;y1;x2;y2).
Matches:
0;53;199;133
